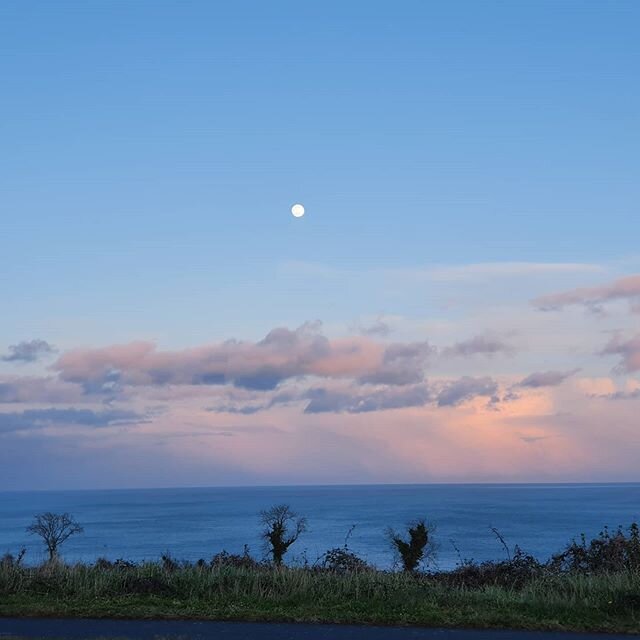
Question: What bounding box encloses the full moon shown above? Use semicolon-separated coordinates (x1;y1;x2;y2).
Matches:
291;203;305;218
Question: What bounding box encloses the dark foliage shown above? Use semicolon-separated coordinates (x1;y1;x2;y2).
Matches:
388;519;433;572
548;523;640;574
95;557;137;570
314;525;372;573
317;547;372;573
210;545;262;570
160;552;181;572
120;575;175;596
438;546;545;589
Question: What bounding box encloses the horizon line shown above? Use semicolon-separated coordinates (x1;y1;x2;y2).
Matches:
2;480;640;495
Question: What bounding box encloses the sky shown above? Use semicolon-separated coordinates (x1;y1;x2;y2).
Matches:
1;0;639;490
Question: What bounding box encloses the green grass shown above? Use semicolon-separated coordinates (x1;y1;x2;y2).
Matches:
1;562;640;633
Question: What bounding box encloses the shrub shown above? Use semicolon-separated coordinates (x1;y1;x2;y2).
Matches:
211;545;262;570
318;547;372;573
440;546;544;589
549;523;640;574
388;519;434;572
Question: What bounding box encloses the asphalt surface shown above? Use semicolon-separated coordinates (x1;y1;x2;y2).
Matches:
0;618;634;640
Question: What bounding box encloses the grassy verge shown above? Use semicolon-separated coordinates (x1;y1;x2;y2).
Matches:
1;563;639;633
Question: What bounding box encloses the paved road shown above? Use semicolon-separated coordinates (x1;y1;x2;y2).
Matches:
0;618;634;640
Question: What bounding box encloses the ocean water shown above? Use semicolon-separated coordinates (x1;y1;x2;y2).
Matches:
0;484;639;570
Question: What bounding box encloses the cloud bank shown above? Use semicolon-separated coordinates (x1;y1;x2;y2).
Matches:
3;265;640;489
53;327;435;392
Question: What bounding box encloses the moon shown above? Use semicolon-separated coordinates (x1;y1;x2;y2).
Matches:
291;203;305;218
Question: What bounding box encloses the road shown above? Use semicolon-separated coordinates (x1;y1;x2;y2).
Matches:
0;618;634;640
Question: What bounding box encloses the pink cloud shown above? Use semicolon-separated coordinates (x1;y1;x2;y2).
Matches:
533;274;640;313
53;326;433;392
0;376;85;404
601;333;640;373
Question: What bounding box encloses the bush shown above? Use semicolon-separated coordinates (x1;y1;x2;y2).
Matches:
439;546;545;589
388;519;435;572
210;545;262;570
317;547;372;574
549;523;640;574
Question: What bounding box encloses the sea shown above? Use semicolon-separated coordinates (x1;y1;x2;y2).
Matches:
0;483;638;570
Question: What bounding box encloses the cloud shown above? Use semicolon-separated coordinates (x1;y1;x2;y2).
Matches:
53;324;430;392
205;388;301;414
533;275;640;313
0;377;85;404
2;339;57;363
206;383;432;415
206;372;500;415
591;389;640;401
358;341;434;385
601;333;640;373
206;404;266;415
436;376;498;407
303;385;431;414
519;435;549;444
518;369;580;388
354;317;393;337
0;408;146;433
4;366;640;488
443;335;515;358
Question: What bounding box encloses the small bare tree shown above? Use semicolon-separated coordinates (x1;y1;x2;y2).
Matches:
387;519;434;572
260;504;307;566
27;512;83;562
1;548;26;569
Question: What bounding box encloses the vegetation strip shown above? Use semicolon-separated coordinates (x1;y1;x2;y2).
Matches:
2;508;639;633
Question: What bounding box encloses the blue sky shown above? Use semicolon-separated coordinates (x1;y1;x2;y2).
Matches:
1;1;639;489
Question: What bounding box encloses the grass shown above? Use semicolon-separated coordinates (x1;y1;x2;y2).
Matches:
1;561;640;633
3;523;639;633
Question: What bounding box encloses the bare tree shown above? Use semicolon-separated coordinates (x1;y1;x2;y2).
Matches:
260;504;307;566
27;512;83;562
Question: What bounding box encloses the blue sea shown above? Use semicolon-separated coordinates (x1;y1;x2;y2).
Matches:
0;484;638;570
